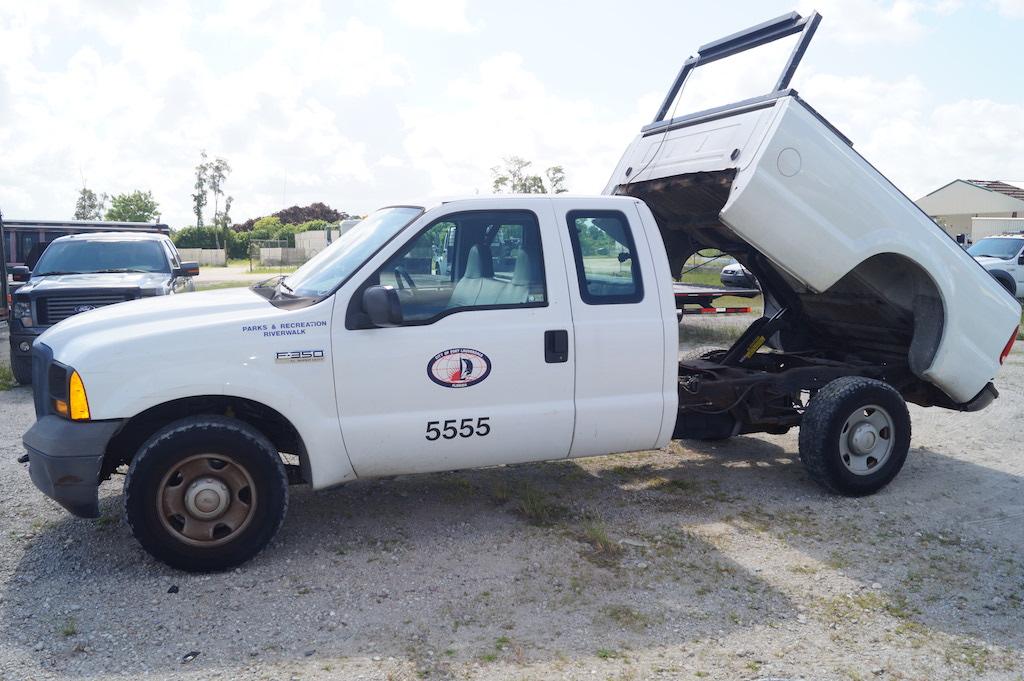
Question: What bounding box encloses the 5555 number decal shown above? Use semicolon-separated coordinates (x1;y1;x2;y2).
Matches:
425;417;490;441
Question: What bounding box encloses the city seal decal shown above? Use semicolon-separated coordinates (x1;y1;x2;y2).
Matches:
428;348;491;388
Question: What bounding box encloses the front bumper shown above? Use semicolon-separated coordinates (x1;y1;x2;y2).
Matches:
720;273;755;288
9;328;42;359
23;416;124;518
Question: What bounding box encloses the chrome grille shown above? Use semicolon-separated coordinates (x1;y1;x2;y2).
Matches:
37;294;132;325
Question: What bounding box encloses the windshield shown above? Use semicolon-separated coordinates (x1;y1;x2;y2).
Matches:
283;207;423;298
968;238;1024;260
34;239;170;275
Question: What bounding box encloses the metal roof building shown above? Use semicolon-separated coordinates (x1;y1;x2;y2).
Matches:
916;179;1024;240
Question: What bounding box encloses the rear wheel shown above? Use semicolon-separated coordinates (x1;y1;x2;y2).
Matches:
798;377;911;496
11;355;32;385
125;416;288;572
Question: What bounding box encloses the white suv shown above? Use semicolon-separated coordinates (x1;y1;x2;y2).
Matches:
968;234;1024;297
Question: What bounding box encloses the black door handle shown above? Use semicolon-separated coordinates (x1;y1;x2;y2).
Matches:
544;330;569;363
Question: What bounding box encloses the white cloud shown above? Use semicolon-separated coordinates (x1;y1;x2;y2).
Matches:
801;73;1024;198
991;0;1024;16
0;3;408;225
390;0;477;33
400;52;655;196
799;0;928;44
797;0;1004;42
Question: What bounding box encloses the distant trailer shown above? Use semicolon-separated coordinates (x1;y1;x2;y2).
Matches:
673;282;760;314
3;219;169;267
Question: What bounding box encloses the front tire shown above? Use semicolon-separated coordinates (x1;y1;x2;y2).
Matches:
11;355;32;385
125;416;288;572
798;377;911;496
989;269;1016;297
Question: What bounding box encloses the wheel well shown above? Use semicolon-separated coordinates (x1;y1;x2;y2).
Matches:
103;396;308;481
795;252;945;372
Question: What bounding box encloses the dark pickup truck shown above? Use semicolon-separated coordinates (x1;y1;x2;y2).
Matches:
8;232;199;384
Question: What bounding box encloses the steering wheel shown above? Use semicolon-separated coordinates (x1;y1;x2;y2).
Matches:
393;265;416;290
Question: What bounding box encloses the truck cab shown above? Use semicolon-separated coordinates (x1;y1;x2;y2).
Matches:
9;232;199;385
967;234;1024;298
20;11;1021;572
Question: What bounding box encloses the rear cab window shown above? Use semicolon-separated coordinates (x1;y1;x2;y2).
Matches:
566;210;643;304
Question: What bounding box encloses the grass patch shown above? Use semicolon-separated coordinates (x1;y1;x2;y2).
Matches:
94;515;117;529
489;479;513;504
596;648;623;659
579;523;623;565
60;618;77;637
227;258;300;274
0;364;16;391
513;484;567;526
192;280;257;292
441;476;475;503
944;642;994;673
601;605;651;631
648;476;699;494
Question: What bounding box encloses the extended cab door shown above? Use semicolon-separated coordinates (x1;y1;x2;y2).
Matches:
332;201;576;477
552;199;677;458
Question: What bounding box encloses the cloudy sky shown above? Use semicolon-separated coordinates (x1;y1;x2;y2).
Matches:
1;0;1022;227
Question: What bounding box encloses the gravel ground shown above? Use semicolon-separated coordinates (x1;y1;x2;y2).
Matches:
1;320;1023;680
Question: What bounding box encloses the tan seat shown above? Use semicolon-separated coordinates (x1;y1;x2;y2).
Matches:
495;250;534;305
449;244;490;307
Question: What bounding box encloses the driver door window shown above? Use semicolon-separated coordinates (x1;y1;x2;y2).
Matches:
369;210;547;324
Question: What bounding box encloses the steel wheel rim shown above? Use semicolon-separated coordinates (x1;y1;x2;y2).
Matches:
838;404;895;476
157;453;256;547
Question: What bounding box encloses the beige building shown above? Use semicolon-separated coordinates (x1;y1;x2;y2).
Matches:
916;179;1024;240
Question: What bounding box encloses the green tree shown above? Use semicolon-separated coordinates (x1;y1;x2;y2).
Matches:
545;166;567;194
491;156;568;194
74;187;108;220
192;150;209;228
104;190;160;222
208;157;232;251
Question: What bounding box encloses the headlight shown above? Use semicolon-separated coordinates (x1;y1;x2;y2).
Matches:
13;300;32;327
52;368;91;421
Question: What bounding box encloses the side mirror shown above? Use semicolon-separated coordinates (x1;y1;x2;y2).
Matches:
175;261;200;277
11;266;30;282
1018;253;1024;266
362;285;403;327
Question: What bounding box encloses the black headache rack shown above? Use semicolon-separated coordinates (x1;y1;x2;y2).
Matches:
642;10;850;146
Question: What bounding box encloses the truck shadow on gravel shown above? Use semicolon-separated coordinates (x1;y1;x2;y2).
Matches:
3;436;1023;677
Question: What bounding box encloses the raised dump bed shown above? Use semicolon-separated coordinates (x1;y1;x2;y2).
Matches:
605;10;1019;420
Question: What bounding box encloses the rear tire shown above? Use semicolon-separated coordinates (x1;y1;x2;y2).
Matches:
125;416;288;572
11;355;32;385
798;377;910;496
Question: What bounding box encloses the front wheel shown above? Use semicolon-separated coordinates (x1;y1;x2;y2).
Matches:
125;416;288;572
798;377;911;496
11;355;32;385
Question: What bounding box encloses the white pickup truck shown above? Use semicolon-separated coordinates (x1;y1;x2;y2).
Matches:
22;11;1021;571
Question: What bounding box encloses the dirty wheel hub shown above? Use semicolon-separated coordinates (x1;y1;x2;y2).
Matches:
158;454;257;547
184;477;230;519
838;404;895;476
